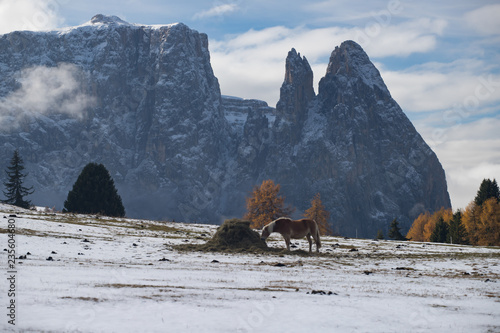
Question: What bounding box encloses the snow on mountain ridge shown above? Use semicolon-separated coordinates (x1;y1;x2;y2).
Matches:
89;14;132;26
47;14;183;36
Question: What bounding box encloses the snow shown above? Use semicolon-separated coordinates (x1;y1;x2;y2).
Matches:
0;205;499;332
221;95;244;101
55;15;180;36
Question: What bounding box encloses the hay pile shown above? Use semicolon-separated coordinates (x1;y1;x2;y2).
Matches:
179;219;268;253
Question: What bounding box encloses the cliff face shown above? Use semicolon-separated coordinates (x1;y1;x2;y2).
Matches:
0;16;450;236
0;15;230;221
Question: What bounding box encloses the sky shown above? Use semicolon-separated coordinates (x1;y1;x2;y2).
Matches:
0;0;499;211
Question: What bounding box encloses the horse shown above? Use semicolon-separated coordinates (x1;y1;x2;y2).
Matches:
261;217;321;253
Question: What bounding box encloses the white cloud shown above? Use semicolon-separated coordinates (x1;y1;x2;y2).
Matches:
0;0;64;35
354;17;447;57
193;3;238;20
380;60;500;113
425;117;500;210
0;63;95;129
391;66;500;211
464;4;500;36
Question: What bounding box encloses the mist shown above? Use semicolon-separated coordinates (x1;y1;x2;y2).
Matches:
0;63;96;129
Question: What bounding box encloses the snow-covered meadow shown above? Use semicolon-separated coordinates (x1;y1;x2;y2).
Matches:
0;204;499;332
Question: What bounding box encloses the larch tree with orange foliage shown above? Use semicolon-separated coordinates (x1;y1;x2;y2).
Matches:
304;193;332;235
478;198;500;246
462;202;482;245
407;179;500;246
423;208;452;241
462;178;500;246
244;179;294;229
406;211;431;242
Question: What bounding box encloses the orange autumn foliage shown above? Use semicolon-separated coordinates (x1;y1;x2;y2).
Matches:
244;179;294;229
406;208;452;242
406;211;430;242
304;193;332;236
463;198;500;246
462;201;482;245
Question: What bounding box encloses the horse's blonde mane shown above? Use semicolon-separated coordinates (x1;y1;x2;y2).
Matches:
265;220;275;233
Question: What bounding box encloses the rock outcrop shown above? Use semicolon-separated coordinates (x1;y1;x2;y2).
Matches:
274;49;315;145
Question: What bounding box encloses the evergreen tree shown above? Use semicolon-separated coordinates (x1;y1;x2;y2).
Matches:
474;178;499;206
448;211;468;245
244;179;294;229
63;163;125;217
304;193;332;235
2;150;34;209
388;218;406;240
430;217;449;243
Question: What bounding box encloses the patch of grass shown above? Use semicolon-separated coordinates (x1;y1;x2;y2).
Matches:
235;287;290;292
0;227;83;239
96;283;187;289
141;223;181;234
61;296;101;302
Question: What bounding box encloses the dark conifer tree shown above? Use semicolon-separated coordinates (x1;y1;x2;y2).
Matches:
430;217;449;243
2;150;34;209
448;211;468;245
388;218;406;241
474;178;499;206
64;163;125;217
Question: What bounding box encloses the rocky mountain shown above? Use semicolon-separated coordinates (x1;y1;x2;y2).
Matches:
260;43;451;236
0;15;450;237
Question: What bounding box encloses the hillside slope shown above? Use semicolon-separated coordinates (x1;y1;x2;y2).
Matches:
0;205;498;332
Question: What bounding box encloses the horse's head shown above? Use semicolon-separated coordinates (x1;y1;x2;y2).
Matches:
261;222;273;241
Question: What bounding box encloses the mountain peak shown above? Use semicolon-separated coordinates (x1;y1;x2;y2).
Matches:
325;40;388;92
89;14;131;26
284;48;313;85
274;48;315;144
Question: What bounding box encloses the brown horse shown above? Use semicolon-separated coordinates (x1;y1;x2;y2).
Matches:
261;217;321;253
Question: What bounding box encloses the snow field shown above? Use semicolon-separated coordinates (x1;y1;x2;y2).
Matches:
0;206;499;332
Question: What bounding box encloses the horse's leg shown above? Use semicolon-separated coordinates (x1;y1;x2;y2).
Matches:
284;235;291;251
315;227;321;252
306;234;312;253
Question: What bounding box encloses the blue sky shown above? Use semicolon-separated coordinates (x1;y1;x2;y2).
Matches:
1;0;499;210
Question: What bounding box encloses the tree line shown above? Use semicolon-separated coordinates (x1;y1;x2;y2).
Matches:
406;178;500;246
2;150;125;217
4;150;498;246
